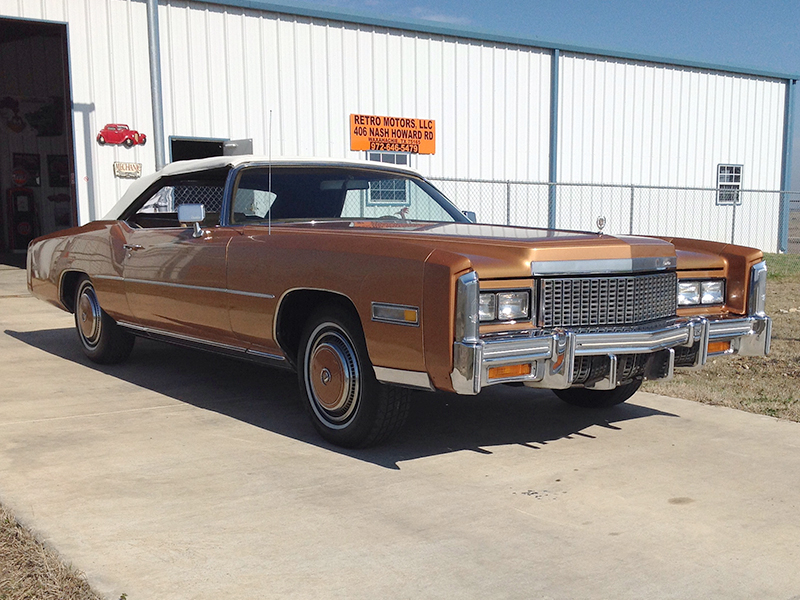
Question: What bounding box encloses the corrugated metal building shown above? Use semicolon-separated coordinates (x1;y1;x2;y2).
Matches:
0;0;796;251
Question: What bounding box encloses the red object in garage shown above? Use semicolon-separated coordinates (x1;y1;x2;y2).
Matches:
6;188;38;250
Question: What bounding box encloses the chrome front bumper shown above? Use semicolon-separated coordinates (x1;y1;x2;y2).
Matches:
450;315;772;395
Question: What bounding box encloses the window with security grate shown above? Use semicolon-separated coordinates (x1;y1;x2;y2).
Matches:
717;164;742;205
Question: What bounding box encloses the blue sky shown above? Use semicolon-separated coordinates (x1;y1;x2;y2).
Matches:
273;0;800;189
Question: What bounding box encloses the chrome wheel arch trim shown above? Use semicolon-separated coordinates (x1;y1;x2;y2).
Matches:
273;287;360;344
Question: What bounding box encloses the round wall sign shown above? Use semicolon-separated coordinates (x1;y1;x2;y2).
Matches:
12;168;28;186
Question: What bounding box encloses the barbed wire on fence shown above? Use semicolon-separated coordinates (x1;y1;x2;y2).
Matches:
429;178;800;256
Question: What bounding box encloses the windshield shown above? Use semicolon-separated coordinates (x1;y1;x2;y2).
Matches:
230;166;467;224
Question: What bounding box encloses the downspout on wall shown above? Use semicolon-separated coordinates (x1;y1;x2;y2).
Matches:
146;0;166;170
778;79;796;253
548;48;559;230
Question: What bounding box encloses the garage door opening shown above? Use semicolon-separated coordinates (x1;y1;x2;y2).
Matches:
0;18;77;257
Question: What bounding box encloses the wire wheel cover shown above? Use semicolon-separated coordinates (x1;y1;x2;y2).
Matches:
305;327;360;426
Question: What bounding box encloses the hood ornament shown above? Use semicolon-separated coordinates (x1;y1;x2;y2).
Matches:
596;216;606;234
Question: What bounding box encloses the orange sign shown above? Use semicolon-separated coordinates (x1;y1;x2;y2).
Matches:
350;114;435;154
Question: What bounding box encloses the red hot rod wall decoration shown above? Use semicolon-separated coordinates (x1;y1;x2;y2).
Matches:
97;124;146;147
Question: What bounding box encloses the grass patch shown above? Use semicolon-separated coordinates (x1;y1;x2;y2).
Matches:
0;503;102;600
764;252;800;282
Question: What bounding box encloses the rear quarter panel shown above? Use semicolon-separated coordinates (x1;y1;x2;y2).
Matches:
27;222;129;319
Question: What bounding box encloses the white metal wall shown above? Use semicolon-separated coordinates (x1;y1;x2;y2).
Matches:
555;52;787;250
157;1;551;183
557;52;786;189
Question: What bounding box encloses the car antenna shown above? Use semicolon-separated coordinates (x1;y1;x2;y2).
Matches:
268;109;272;236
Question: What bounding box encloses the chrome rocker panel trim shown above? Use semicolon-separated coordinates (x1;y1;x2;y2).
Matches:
118;321;290;367
451;314;772;395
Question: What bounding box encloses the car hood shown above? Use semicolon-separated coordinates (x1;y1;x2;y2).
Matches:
293;221;677;279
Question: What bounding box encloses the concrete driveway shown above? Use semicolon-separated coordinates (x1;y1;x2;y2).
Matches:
1;263;799;600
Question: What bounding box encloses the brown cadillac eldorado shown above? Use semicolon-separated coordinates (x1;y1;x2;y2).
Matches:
27;157;772;447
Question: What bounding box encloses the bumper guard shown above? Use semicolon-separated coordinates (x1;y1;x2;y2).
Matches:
451;315;771;395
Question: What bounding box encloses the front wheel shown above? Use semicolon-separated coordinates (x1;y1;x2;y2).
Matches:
298;307;409;448
74;276;135;364
553;379;642;408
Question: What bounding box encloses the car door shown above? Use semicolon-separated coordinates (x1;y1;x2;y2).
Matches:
120;180;238;346
106;126;122;144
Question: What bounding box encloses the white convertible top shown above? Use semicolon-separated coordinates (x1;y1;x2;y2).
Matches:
102;155;423;220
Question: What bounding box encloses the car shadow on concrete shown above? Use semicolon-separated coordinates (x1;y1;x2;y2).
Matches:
6;327;677;469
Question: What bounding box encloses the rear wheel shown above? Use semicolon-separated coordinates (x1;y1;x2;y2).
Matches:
74;276;135;364
553;379;642;408
298;307;409;448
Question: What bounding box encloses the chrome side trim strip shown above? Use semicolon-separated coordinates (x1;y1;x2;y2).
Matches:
245;348;287;361
118;321;288;363
224;288;276;299
373;366;434;391
118;321;248;352
97;276;275;299
531;255;676;276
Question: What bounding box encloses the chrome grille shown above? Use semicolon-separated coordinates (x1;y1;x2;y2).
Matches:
541;272;677;328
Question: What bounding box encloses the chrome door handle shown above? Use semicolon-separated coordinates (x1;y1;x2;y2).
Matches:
123;244;144;251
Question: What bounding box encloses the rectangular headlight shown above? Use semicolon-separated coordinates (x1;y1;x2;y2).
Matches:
479;290;530;322
701;281;724;305
497;291;530;320
677;281;700;306
479;293;496;321
678;280;725;307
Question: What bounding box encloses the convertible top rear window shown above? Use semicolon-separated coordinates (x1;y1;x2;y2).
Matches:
121;167;230;225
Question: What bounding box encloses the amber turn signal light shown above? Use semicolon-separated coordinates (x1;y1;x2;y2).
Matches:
707;340;731;354
487;363;532;380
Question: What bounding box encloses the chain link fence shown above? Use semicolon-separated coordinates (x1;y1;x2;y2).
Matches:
430;178;800;263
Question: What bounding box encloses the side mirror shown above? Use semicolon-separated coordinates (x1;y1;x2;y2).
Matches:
462;210;477;223
178;203;206;237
